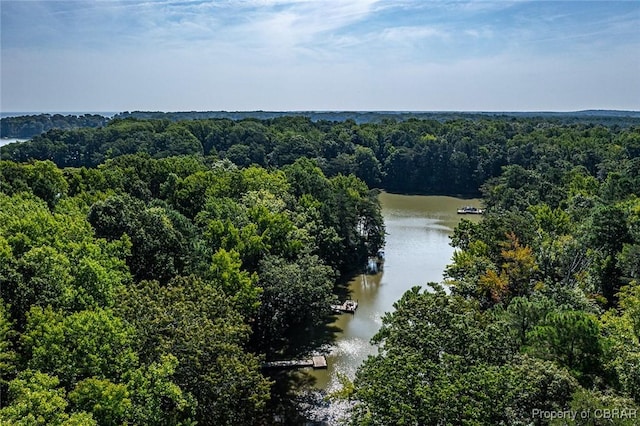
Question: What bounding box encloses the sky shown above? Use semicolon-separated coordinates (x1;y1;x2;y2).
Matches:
1;0;639;112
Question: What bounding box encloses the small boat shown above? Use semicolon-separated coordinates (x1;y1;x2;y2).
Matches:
375;249;385;269
457;206;484;215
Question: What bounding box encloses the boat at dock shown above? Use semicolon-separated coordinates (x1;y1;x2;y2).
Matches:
456;206;484;215
331;299;358;313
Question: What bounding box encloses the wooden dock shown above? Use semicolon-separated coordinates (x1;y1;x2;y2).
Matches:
262;355;327;370
311;355;327;368
331;300;358;314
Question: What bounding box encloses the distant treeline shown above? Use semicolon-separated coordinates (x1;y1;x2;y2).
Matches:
2;115;640;196
0;114;109;138
2;110;640;139
112;110;640;125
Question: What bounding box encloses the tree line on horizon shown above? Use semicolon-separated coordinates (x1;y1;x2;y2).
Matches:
3;114;640;197
1;114;109;139
3;110;639;140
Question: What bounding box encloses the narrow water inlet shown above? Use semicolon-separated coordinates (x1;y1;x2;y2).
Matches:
309;193;483;392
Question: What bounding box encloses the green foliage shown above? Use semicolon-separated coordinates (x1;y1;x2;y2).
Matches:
370;285;512;365
580;204;632;306
88;195;194;282
349;286;578;425
8;114;640;423
12;245;75;317
1;113;108;138
352;146;382;187
326;173;385;269
554;388;640;426
0;298;17;391
530;203;572;236
0;160;68;208
3;114;639;198
503;355;579;423
601;281;640;402
349;128;640;422
68;378;131;426
525;310;603;386
0;192;131;327
255;254;337;357
123;354;195;425
115;277;270;425
207;248;261;320
284;158;331;199
0;370;97;426
498;295;557;347
21;307;138;386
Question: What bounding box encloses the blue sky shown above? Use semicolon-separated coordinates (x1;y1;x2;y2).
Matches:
1;0;639;112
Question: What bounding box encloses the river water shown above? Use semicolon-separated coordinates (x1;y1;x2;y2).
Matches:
308;193;482;405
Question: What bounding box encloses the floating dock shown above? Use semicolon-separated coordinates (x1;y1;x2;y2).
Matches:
331;300;358;313
262;355;327;370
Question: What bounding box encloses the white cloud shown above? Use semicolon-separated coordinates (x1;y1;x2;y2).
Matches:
1;0;638;112
464;27;494;39
230;0;383;49
380;26;447;42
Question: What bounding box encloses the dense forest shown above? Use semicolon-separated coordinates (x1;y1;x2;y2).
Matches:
1;114;109;139
0;150;384;424
1;113;640;424
3;114;640;196
343;131;640;423
3;111;639;139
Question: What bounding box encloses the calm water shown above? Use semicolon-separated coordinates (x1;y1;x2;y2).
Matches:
311;193;482;391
